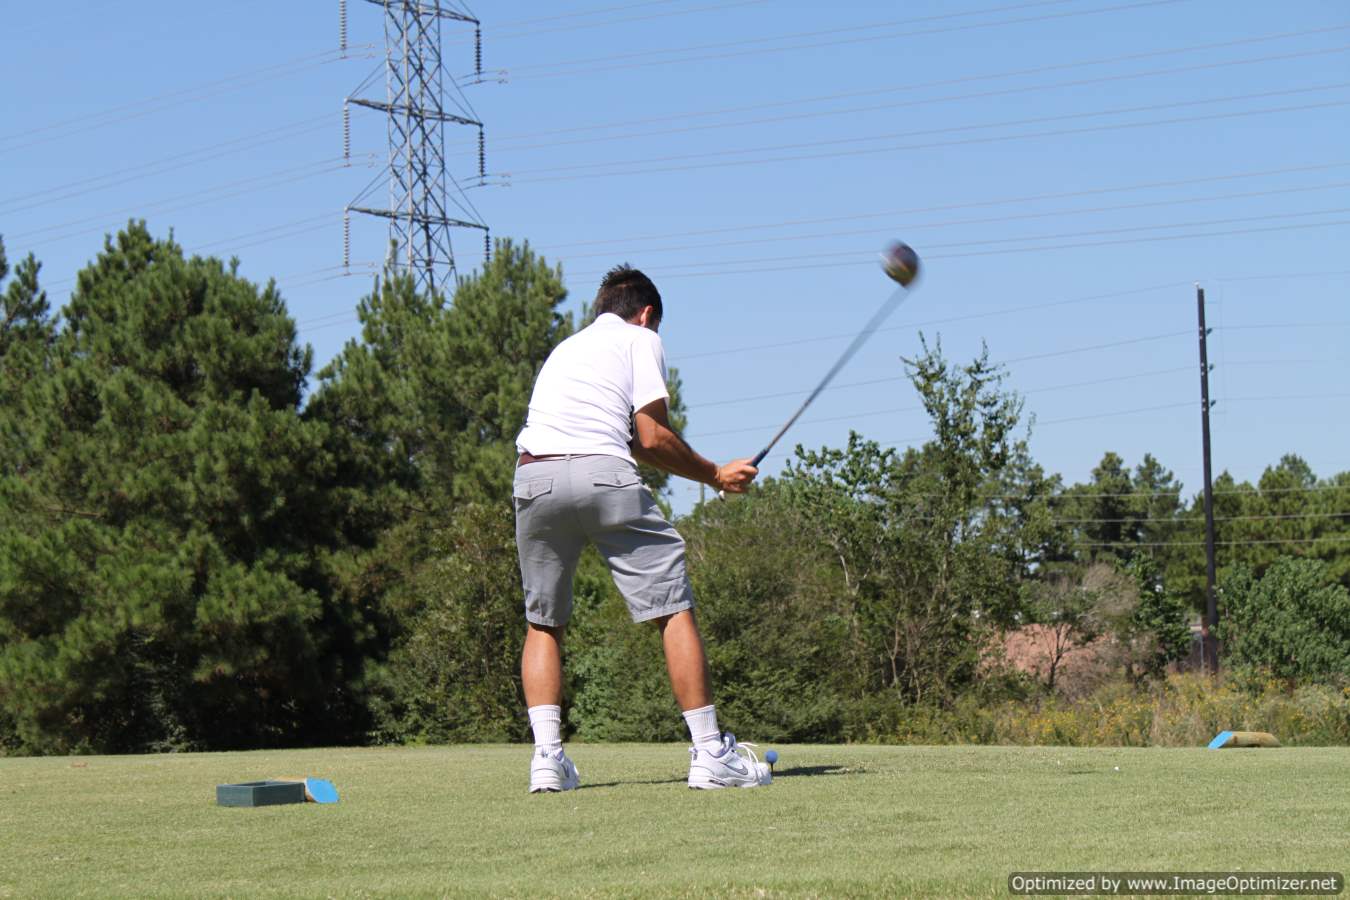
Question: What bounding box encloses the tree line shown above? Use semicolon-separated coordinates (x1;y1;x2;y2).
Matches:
1;224;1346;755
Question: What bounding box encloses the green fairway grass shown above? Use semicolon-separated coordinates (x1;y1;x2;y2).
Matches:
2;744;1346;898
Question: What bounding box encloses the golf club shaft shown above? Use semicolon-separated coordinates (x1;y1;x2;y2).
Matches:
748;283;911;467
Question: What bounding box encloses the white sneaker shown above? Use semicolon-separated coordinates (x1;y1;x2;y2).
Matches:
529;748;580;793
687;732;772;790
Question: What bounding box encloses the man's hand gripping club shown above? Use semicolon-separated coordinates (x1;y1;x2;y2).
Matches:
630;398;758;494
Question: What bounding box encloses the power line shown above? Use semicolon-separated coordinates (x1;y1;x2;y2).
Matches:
41;214;343;292
559;179;1350;263
690;364;1199;411
540;161;1350;252
867;394;1350;443
488;0;697;27
669;274;1321;363
277;264;379;293
0;47;373;156
516;96;1350;188
1214;268;1350;283
14;156;376;251
1077;486;1347;500
1071;536;1350;547
487;24;1350;144
572;205;1350;280
504;0;1186;80
766;510;1349;526
505;82;1350;181
687;366;1208;436
456;0;770;45
578;216;1350;283
674;477;1350;506
284;257;1348;349
487;44;1350;156
1057;511;1349;524
0;115;336;215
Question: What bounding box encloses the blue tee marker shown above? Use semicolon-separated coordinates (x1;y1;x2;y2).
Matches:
1207;731;1235;750
305;778;339;804
271;776;340;803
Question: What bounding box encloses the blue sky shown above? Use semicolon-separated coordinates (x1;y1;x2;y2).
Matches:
4;0;1348;515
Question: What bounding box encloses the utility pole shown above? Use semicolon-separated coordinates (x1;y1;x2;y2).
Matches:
344;0;489;294
1196;284;1219;674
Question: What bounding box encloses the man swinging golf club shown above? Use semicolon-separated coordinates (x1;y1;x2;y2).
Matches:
513;264;772;792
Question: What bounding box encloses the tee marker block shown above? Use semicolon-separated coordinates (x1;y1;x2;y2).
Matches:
1208;730;1281;749
216;780;307;807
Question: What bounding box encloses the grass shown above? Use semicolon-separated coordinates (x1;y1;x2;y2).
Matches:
1;743;1347;898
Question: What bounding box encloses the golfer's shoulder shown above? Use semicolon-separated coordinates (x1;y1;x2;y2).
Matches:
631;324;664;355
596;316;663;353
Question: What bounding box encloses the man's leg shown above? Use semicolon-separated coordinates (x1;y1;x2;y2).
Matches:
655;610;711;710
521;622;578;792
513;458;582;792
522;622;565;707
580;456;768;788
657;610;730;758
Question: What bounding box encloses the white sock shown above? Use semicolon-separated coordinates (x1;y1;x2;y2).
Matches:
528;704;562;755
682;704;722;753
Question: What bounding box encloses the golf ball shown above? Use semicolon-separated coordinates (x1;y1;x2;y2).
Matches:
881;241;920;286
764;749;778;765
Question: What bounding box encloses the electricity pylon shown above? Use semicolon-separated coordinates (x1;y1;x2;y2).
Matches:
344;0;488;294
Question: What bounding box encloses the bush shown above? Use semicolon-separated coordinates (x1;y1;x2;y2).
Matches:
854;674;1350;747
368;504;526;744
566;550;683;743
1217;557;1350;684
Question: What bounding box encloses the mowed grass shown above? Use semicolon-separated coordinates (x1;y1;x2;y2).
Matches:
2;743;1347;898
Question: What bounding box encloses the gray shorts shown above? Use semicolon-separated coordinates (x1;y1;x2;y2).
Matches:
513;454;694;628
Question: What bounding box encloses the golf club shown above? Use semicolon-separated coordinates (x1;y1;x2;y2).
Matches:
719;242;921;497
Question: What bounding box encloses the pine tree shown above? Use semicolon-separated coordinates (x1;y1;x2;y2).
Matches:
0;237;56;478
0;224;369;753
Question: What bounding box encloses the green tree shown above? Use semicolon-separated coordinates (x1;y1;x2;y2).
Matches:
367;503;527;743
316;240;618;742
0;223;366;754
309;238;574;512
1120;554;1193;681
0;237;56;479
1025;565;1115;693
782;338;1028;704
0;237;53;358
1055;452;1184;567
1216;556;1350;683
306;239;574;637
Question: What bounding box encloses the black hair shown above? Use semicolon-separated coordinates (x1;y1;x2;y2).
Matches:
594;264;662;326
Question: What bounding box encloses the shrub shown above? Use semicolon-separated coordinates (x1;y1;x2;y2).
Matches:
859;674;1350;747
1217;557;1350;684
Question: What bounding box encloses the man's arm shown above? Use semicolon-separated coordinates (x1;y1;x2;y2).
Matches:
631;398;758;494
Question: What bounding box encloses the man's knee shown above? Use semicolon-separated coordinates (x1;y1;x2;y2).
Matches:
526;621;566;642
653;608;696;632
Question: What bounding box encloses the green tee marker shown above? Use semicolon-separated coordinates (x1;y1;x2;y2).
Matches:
216;777;340;806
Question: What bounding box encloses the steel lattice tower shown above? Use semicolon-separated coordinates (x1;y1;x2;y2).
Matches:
344;0;487;294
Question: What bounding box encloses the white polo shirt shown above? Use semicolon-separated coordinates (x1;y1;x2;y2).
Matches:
516;312;669;461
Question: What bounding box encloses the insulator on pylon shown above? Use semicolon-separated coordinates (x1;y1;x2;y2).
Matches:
475;28;482;77
484;231;491;263
343;102;351;161
339;0;348;55
477;127;485;182
343;211;351;269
